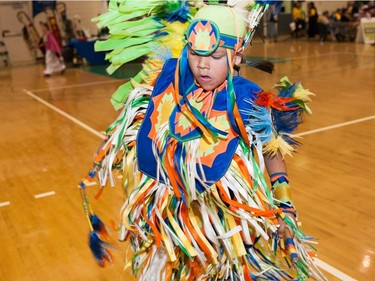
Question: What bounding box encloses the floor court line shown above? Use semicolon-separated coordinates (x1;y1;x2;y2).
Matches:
25;86;374;141
296;115;375;137
272;51;363;63
251;52;343;63
286;52;343;61
80;181;97;187
26;53;355;93
23;89;105;139
23;88;361;280
314;258;358;281
30;79;123;93
287;51;372;62
29;51;371;94
0;201;10;207
34;191;56;199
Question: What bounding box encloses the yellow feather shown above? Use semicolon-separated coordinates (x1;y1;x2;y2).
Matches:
294;83;315;103
263;134;296;158
160;21;189;57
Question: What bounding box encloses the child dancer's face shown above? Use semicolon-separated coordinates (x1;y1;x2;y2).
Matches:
188;47;233;91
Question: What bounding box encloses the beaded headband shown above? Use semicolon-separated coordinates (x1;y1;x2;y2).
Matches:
186;5;246;55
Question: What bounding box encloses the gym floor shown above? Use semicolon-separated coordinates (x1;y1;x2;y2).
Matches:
0;38;374;281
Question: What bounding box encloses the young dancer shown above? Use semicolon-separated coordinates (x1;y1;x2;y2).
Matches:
80;2;327;280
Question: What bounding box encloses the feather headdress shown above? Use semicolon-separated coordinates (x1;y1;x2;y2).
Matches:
92;0;282;109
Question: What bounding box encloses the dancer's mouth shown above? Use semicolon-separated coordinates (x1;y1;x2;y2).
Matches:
199;75;212;82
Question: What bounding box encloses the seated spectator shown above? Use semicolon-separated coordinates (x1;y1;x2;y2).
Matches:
318;11;331;43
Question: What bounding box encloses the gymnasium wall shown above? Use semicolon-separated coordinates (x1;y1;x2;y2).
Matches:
0;1;351;65
0;0;106;65
314;1;351;13
267;1;361;36
63;0;108;37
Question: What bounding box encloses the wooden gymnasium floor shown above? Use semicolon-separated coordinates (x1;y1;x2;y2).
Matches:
0;39;374;281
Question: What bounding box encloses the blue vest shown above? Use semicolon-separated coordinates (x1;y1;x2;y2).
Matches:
136;59;261;192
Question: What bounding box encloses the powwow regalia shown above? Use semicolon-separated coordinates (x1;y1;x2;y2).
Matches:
79;1;327;280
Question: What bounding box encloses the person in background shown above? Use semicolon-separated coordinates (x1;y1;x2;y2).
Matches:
61;9;74;44
39;22;66;76
307;2;319;38
72;15;90;41
318;10;331;43
265;6;278;42
292;1;305;38
300;2;307;35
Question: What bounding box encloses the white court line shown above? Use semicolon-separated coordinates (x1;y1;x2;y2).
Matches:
314;258;358;281
252;52;342;64
25;87;374;141
286;52;342;61
332;51;375;58
272;51;363;63
34;191;56;199
296;115;375;137
0;201;10;207
23;89;105;139
30;79;122;93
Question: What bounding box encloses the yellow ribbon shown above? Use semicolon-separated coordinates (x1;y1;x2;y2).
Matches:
226;214;246;257
188;205;219;263
166;207;198;258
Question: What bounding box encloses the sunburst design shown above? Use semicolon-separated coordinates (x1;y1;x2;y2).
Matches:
148;85;237;169
173;93;205;136
175;105;195;133
197;112;235;167
148;83;175;145
188;21;218;51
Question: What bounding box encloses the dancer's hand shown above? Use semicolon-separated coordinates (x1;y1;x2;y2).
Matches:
278;212;299;264
277;212;295;239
